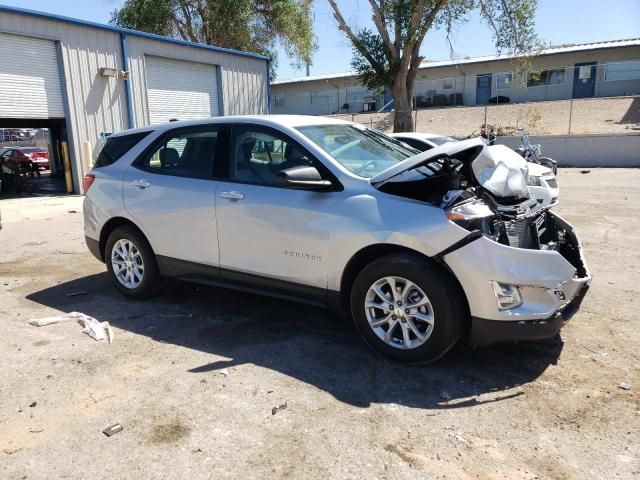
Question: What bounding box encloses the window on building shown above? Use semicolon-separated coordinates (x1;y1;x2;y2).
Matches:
272;94;285;107
310;90;336;104
496;72;513;89
605;61;640;81
527;68;566;87
443;78;453;89
346;87;370;101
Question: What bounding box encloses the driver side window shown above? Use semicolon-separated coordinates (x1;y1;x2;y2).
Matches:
229;126;314;187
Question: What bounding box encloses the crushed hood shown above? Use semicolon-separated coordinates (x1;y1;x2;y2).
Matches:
471;145;529;198
370;138;485;186
371;137;530;199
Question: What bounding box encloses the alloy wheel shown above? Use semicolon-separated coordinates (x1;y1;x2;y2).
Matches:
364;276;434;350
111;239;144;289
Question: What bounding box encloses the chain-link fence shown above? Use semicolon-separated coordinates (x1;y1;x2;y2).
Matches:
325;96;640;136
275;60;640;136
0;129;51;149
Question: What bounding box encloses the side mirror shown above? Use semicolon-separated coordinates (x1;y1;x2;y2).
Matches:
277;166;333;190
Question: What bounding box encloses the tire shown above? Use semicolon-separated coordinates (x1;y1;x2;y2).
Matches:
350;253;465;364
105;225;162;299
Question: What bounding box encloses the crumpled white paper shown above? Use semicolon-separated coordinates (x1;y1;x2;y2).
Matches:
472;144;530;199
29;311;113;343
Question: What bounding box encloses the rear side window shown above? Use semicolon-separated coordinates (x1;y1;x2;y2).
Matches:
94;131;151;168
136;128;219;180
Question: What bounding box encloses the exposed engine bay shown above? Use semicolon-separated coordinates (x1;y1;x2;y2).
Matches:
376;142;587;278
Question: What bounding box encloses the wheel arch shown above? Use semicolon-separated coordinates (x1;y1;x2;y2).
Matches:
98;217;150;262
339;243;470;321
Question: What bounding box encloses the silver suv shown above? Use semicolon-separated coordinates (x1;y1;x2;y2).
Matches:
83;115;590;363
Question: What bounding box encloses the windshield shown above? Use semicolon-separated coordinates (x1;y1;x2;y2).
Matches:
297;124;419;178
428;135;457;146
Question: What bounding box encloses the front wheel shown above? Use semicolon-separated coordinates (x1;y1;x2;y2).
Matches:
105;226;162;299
350;253;465;364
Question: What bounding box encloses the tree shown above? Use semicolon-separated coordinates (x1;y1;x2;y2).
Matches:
327;0;540;132
111;0;316;75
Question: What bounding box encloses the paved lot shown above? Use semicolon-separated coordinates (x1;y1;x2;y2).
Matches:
1;169;639;479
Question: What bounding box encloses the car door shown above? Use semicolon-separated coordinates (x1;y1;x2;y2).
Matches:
123;125;220;268
214;124;342;303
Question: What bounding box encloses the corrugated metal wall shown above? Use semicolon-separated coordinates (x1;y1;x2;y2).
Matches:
126;36;267;125
0;11;128;191
0;10;268;193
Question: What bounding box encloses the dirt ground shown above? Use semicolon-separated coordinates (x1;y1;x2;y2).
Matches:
1;169;639;479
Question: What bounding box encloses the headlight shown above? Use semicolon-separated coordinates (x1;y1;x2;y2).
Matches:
490;281;523;310
527;175;542;186
445;199;494;232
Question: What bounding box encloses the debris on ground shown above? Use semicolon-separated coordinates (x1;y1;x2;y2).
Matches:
67;210;77;213
580;170;591;174
65;291;87;297
29;428;44;433
271;402;288;415
29;312;79;327
29;312;113;343
619;383;631;390
102;423;124;437
219;368;229;377
29;402;37;408
80;315;113;343
583;345;608;356
3;447;22;455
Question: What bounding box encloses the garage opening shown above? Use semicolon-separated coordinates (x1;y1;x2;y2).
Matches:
0;118;68;195
0;33;73;196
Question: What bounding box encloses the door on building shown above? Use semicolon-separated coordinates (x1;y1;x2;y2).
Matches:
0;33;70;194
573;62;597;98
145;56;221;124
476;74;492;105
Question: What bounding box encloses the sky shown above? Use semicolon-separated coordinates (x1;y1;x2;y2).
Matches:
2;0;639;80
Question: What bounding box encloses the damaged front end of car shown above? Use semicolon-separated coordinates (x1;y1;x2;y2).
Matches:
371;138;591;346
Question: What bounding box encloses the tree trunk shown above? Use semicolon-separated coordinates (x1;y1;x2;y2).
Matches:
392;82;413;132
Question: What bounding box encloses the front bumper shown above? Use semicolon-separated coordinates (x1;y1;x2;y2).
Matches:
443;211;591;341
469;282;589;346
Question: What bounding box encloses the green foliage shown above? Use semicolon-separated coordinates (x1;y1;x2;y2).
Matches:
110;0;316;74
350;30;392;95
342;0;540;93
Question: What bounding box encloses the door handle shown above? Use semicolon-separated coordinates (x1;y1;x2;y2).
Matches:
132;179;150;189
219;191;244;200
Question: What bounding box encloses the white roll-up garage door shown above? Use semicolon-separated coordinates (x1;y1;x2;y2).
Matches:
145;56;220;124
0;33;65;119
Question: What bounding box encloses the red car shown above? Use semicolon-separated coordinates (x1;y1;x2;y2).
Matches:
0;147;50;174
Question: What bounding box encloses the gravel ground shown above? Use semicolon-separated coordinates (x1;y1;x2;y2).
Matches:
1;168;639;479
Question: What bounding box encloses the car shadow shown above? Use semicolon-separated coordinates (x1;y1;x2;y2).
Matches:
26;273;563;409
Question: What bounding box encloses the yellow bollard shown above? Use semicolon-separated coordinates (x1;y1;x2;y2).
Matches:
61;141;73;193
82;141;93;172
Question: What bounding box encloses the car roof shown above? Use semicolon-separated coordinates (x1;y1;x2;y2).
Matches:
110;115;353;138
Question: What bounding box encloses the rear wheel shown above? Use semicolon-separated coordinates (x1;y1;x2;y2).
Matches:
350;253;465;364
105;226;162;299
